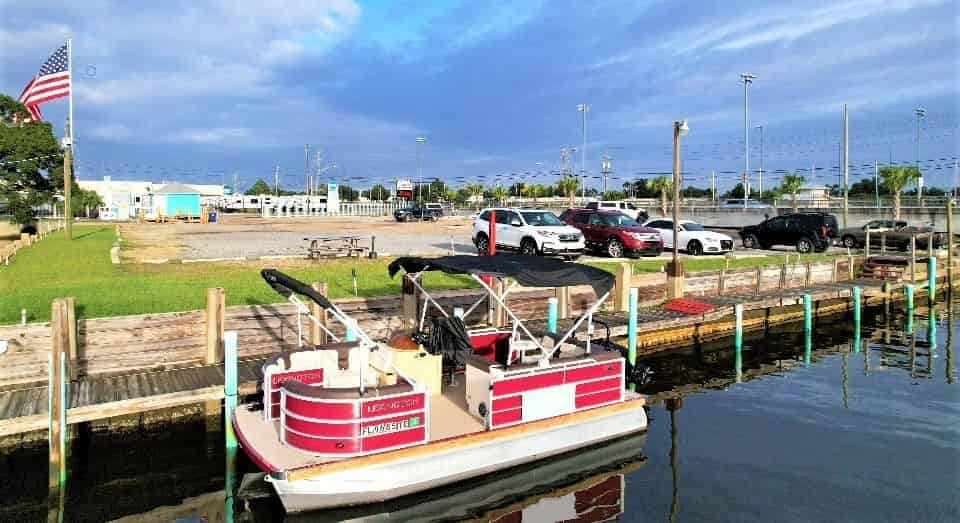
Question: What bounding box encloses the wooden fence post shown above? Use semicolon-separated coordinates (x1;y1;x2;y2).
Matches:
64;297;78;380
21;233;30;246
717;268;726;296
205;288;225;364
556;286;570;320
310;282;329;344
832;258;840;283
804;262;813;287
755;266;762;294
615;263;632;311
779;264;786;289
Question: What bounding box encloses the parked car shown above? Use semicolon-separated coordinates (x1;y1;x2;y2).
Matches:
839;220;945;250
585;201;648;222
394;204;442;222
423;202;445;216
473;208;584;260
642;219;734;255
559;208;662;258
739;212;839;253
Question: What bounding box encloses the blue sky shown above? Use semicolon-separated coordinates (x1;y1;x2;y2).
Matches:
1;0;957;193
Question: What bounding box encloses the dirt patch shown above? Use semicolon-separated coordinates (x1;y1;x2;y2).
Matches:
118;214;477;261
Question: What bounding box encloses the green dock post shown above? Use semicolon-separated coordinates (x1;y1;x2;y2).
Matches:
928;256;936;304
627;288;638;391
905;284;915;334
59;353;66;486
547;297;558;335
224;331;238;450
803;294;812;366
734;303;743;383
928;306;937;354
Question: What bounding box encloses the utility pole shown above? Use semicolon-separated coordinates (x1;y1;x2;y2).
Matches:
601;155;611;194
416;136;427;203
711;170;717;206
304;144;311;198
757;125;764;200
315;150;323;195
740;73;756;210
874;160;879;209
273;164;280;197
842;104;849;228
578;103;589;201
915;108;926;204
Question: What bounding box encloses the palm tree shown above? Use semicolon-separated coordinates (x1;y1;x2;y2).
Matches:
649;176;672;216
879;166;920;219
780;173;806;212
556;176;580;207
490;185;508;205
466;183;485;209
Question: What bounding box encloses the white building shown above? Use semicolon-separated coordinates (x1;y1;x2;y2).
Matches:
78;176;224;220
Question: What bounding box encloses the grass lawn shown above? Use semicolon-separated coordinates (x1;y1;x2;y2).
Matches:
0;225;842;324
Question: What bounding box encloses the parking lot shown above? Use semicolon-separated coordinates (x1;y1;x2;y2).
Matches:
117;213;863;264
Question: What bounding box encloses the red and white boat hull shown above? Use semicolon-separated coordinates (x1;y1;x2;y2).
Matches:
269;398;647;513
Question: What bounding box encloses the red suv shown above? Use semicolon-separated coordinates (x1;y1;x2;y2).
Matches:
559;208;663;258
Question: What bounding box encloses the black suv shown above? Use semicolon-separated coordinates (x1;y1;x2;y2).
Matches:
739;212;839;253
393;204;441;222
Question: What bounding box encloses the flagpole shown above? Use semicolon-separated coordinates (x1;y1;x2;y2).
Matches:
67;37;74;151
65;37;74;241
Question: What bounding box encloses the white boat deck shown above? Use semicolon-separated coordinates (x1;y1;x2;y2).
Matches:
234;381;484;474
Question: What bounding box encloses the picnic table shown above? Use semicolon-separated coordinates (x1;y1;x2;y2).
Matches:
305;235;369;259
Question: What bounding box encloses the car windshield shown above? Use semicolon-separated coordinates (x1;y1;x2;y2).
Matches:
682;222;705;231
600;213;638;227
521;211;563;226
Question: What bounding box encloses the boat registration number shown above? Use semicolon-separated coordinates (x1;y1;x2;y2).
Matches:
361;415;422;437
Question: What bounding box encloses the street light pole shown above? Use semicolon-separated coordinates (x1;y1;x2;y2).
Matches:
757;125;764;200
740;73;756;210
416;136;427;203
915;108;925;204
578;103;589;201
668;119;689;299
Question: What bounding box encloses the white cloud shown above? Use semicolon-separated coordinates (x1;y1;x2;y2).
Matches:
90;123;133;140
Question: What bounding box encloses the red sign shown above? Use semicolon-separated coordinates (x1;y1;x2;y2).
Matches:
362;393;426;418
271;369;324;388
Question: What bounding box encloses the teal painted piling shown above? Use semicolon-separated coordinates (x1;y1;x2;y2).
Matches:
928;306;937;354
345;319;357;342
627;288;638;392
852;287;862;353
58;353;66;485
928;256;936;304
734;303;743;383
803;294;812;366
547;297;558;335
224;331;238;450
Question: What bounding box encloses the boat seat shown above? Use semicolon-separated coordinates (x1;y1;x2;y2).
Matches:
263;349;340;378
325;368;380;388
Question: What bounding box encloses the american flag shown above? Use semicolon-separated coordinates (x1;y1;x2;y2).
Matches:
18;43;70;122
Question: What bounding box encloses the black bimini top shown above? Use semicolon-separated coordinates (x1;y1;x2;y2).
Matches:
388;254;615;297
261;269;336;310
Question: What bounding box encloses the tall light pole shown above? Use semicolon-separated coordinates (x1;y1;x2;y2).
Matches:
915;108;925;204
601;155;612;194
668;119;689;299
842;104;849;228
740;73;756;210
304;144;311;198
416;136;427;202
578;103;589;201
756;125;764;200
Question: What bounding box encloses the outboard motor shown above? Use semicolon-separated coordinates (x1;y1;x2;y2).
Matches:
425;316;473;381
591;319;654;387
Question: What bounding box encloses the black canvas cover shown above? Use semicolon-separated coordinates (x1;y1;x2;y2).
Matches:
388;254;615;297
261;269;337;310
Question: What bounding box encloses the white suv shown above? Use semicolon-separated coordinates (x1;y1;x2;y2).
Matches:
586;201;648;222
473;208;585;260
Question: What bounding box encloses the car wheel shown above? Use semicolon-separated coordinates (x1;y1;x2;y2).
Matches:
796;237;814;254
606;238;625;258
842;235;857;248
520;238;538;256
475;234;489;255
686;240;703;256
742;234;759;249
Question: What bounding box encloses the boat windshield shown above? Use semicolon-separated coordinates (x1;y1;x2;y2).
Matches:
521;212;563;226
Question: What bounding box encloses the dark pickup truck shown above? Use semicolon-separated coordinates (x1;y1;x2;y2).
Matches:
839;220;945;250
393;204;441;222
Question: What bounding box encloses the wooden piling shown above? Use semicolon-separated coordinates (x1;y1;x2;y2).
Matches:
910;236;917;282
614;263;632;311
556;286;570;320
309;282;329;344
64;297;77;380
49;298;69;492
204;288;225;364
717;268;726;295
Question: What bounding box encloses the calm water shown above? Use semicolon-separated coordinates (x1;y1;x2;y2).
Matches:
1;292;956;522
